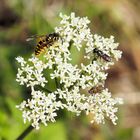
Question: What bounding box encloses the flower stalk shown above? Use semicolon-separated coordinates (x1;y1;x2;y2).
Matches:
16;125;34;140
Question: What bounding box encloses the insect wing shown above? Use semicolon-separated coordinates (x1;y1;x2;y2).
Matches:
26;37;34;42
103;54;111;62
26;35;47;42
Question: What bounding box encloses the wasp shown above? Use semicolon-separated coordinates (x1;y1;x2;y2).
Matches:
88;85;103;94
26;32;60;56
93;48;111;62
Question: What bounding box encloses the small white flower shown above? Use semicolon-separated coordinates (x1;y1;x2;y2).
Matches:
16;56;26;66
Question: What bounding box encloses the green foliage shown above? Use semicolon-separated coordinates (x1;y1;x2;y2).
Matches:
0;0;136;139
16;121;67;140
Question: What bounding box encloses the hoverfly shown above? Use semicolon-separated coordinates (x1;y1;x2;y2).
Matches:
88;85;103;94
26;32;60;56
93;48;111;62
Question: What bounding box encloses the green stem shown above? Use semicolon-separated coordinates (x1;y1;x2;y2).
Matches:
16;125;34;140
37;85;52;93
53;64;60;89
68;40;73;51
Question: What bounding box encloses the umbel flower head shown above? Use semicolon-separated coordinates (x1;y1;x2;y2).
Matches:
16;12;123;129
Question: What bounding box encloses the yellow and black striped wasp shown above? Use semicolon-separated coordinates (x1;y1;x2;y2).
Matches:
26;32;60;56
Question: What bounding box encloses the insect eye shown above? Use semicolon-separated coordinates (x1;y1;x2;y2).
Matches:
93;48;98;53
39;41;42;45
48;34;53;37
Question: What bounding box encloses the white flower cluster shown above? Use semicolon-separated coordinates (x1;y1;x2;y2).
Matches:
16;56;48;87
16;12;123;129
18;89;63;129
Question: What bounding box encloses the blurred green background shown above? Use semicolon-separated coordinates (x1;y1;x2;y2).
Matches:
0;0;140;139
